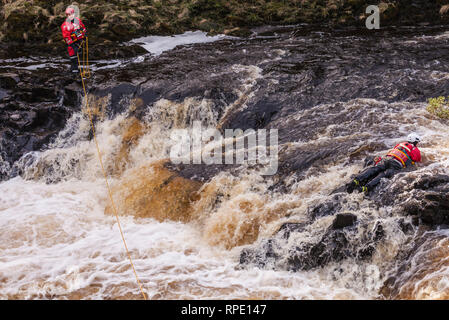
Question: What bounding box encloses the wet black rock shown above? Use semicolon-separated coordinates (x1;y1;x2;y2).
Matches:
89;43;149;60
369;173;449;227
397;217;416;234
403;175;449;226
277;222;307;239
239;239;279;269
332;213;358;229
309;195;344;219
0;73;19;90
0;68;83;180
242;171;448;273
240;219;385;271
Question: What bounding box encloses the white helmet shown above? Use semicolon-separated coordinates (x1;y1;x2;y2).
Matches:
407;132;421;145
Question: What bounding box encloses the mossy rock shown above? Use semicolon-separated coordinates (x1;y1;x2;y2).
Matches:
245;12;263;25
347;0;366;8
4;11;37;42
197;20;221;33
111;23;137;37
378;2;400;23
226;14;248;27
82;9;105;27
188;0;231;18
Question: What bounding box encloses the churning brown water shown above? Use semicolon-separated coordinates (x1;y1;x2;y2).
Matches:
1;26;449;299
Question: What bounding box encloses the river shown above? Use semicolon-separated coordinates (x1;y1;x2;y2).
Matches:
1;25;449;299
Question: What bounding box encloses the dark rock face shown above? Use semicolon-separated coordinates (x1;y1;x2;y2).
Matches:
309;195;345;219
0;73;19;89
0;69;82;180
240;217;385;272
368;173;449;227
287;229;352;271
402;175;449;226
239;152;447;273
251;173;448;272
239;239;280;269
332;213;358;229
241;172;448;272
277;222;307;239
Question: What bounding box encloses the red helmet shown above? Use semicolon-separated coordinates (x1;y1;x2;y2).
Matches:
65;7;75;16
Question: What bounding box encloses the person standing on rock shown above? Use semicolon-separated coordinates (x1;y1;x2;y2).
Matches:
346;133;422;194
61;6;87;73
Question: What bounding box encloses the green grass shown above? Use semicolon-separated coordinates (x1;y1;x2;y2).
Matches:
0;0;444;44
427;96;449;120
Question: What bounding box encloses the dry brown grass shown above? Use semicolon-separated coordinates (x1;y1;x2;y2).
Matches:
440;4;449;15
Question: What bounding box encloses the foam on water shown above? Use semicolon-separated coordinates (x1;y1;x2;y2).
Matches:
0;90;392;300
3;88;449;299
130;31;230;56
0;176;372;300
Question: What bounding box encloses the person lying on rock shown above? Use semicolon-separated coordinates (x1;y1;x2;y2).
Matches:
346;133;422;194
61;6;87;73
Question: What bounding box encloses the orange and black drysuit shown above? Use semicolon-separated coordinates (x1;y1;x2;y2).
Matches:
61;17;87;71
352;142;421;190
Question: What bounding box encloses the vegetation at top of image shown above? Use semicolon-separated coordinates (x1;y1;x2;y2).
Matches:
0;0;448;47
427;96;449;120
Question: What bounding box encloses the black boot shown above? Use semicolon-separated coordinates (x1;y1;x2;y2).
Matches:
346;178;360;194
70;58;79;73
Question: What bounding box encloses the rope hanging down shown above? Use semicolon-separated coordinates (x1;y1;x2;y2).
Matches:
77;37;91;79
77;40;147;300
